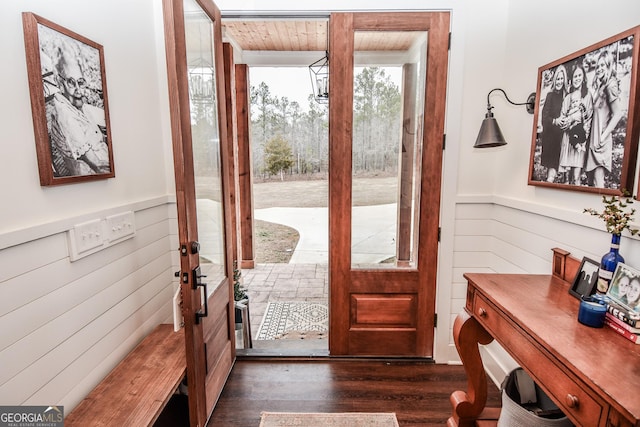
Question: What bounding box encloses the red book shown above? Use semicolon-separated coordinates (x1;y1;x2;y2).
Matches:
605;312;640;334
604;316;640;344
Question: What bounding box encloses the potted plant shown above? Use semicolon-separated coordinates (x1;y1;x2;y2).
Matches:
584;191;639;294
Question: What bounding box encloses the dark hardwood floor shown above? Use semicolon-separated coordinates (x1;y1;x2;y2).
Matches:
206;358;502;426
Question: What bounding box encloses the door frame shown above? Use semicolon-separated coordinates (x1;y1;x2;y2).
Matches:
163;0;236;425
328;11;450;356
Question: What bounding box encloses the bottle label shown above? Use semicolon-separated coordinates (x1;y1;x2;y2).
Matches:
597;269;613;294
611;243;620;249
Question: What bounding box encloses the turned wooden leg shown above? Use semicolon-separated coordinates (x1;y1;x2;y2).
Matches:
447;309;494;427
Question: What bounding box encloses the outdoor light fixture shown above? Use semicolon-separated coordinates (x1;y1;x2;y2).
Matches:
188;60;215;104
309;51;329;104
474;88;536;148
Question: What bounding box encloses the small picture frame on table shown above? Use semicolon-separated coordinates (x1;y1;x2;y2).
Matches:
606;262;640;313
569;257;600;299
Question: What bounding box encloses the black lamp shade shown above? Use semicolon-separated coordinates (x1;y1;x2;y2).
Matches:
474;112;507;148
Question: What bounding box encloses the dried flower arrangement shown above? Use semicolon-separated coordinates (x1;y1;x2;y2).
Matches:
584;192;639;236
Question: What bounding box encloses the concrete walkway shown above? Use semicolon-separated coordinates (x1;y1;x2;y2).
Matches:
254;203;397;264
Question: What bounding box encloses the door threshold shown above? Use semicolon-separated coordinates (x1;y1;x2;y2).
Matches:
236;337;329;358
236;348;330;359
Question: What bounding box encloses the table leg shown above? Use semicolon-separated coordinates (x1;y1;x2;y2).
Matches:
447;309;494;427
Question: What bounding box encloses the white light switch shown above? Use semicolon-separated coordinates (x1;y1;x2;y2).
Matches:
106;211;136;243
68;219;105;260
67;211;137;261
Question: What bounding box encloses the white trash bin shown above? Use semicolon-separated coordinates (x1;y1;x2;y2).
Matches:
497;368;572;427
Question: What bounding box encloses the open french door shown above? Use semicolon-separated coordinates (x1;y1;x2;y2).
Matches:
328;12;450;356
163;0;235;426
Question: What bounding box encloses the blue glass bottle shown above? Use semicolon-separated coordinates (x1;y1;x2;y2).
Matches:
596;234;624;294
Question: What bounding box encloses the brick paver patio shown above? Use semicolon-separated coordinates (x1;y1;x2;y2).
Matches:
241;263;328;339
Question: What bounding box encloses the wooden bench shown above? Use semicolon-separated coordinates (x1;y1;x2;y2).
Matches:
65;324;186;427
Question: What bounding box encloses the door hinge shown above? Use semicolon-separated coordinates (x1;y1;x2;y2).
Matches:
443;134;446;150
438;227;441;242
434;313;438;328
448;32;451;50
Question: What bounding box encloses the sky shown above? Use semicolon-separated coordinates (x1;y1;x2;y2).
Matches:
249;66;403;111
249;67;316;110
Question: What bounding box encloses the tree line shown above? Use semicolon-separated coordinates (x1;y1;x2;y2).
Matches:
250;67;402;180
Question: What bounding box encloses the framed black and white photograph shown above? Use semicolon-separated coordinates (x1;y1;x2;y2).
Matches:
607;262;640;313
528;26;640;195
23;12;114;186
569;257;600;299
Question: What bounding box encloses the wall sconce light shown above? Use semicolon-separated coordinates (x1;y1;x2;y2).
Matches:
474;88;536;148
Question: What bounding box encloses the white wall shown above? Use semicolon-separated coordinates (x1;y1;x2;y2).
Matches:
444;0;640;382
0;0;173;234
0;0;178;413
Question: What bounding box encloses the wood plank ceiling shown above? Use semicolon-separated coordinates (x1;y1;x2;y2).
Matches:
222;20;420;52
222;20;328;51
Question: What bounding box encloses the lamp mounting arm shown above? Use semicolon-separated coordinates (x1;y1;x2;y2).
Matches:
486;88;536;114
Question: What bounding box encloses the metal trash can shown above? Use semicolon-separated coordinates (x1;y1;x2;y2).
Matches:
497;368;572;427
234;300;252;349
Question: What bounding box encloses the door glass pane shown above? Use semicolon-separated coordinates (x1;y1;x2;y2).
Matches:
351;30;427;269
184;0;225;287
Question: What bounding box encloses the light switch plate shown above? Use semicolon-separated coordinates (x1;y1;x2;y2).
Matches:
68;219;105;260
106;211;136;243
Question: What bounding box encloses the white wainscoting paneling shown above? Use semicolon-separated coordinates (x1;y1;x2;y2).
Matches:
0;200;178;412
445;197;640;386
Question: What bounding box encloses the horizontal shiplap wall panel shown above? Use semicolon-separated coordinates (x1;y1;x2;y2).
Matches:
446;198;638;356
0;234;68;284
1;266;174;403
449;202;581;347
0;228;171;351
30;292;172;407
55;297;172;410
0;200;178;409
0;205;174;318
0;248;172;385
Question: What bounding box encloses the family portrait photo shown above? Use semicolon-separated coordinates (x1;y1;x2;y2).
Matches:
23;13;114;186
607;262;640;313
528;28;639;194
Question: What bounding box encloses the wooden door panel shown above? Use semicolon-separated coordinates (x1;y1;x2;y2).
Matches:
350;294;417;327
348;331;417;355
329;11;450;357
202;283;231;361
351;270;420;291
204;340;233;417
163;0;235;425
328;12;354;356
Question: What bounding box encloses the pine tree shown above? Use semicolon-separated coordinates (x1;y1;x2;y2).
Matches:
264;135;294;180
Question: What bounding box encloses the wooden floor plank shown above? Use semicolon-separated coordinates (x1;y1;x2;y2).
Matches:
206;359;501;426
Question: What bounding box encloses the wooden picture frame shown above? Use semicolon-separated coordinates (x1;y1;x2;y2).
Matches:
607;262;640;313
569;257;599;299
22;12;114;186
528;26;640;195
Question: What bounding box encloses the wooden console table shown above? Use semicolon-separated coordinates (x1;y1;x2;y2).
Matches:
448;249;640;427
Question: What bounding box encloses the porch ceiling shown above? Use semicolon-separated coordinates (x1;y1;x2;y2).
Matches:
222;19;421;53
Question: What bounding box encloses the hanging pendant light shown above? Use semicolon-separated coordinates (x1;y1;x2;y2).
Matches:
309;51;329;104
